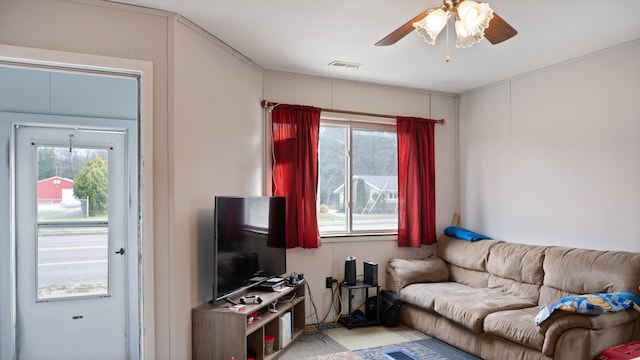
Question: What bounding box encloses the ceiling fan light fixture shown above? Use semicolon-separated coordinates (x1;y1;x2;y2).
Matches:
455;0;493;48
413;8;449;45
375;0;516;49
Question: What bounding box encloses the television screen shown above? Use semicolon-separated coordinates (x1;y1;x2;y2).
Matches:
213;196;286;303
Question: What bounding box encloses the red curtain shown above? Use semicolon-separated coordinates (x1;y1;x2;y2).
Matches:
271;104;321;249
396;116;437;247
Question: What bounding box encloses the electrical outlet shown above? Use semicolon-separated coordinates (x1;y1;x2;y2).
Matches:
326;276;333;288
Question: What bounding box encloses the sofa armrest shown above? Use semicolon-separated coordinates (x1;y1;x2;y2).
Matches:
386;256;449;292
539;309;640;356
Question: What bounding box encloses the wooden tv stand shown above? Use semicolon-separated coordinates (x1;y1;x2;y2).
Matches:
192;284;305;360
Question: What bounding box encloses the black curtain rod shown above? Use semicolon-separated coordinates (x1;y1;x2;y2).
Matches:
261;100;445;125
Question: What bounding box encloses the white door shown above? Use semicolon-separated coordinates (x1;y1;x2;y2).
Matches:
15;125;129;359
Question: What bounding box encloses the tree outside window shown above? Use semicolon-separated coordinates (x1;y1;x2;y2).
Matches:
73;157;108;216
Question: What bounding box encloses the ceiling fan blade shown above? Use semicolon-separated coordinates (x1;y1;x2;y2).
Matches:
375;10;432;46
484;12;517;45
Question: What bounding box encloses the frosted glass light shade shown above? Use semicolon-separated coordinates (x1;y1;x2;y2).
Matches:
413;9;449;45
455;19;482;48
455;0;493;48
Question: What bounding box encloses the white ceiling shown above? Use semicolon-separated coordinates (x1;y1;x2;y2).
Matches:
113;0;640;94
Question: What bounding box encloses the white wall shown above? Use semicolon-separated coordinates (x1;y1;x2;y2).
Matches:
171;18;264;359
263;71;459;324
458;40;640;252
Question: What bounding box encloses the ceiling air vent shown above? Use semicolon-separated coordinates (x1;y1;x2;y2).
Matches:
328;61;361;70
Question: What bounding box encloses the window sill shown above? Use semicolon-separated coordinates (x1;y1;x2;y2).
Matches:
320;233;398;243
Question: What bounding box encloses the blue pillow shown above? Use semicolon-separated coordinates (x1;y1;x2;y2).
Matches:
444;226;491;242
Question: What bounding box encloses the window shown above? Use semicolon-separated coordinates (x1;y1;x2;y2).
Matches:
317;119;398;235
36;145;111;300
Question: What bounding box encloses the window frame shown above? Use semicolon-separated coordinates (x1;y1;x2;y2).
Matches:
318;116;398;238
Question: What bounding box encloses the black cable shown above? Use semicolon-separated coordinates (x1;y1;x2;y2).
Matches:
336;280;344;319
316;283;338;324
305;281;321;327
305;280;346;329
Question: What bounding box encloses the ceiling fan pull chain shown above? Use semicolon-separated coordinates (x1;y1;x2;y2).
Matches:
445;20;451;62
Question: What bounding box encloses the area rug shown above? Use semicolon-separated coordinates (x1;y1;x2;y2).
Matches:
328;325;414;350
278;332;354;360
279;325;481;360
354;338;481;360
353;340;450;360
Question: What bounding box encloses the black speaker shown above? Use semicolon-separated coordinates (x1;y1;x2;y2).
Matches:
344;256;356;285
363;261;378;286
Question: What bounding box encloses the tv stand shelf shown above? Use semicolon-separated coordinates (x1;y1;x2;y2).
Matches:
192;285;305;360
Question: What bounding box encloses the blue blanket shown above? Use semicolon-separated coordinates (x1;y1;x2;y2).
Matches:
443;226;491;241
535;292;640;326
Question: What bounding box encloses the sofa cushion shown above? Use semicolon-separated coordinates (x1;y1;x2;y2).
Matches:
486;242;546;285
387;257;449;290
483;238;546;304
488;275;541;303
448;264;490;288
433;287;536;333
436;235;502;272
400;282;471;311
542;246;640;304
483;307;543;351
539;286;577;307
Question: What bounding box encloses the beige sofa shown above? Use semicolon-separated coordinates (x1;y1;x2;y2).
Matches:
386;235;640;360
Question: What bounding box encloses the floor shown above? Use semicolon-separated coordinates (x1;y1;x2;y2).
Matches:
278;324;480;360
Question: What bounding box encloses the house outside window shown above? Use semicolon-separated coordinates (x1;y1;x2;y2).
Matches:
317;119;398;236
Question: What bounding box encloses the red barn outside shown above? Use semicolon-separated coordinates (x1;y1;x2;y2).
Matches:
38;176;75;203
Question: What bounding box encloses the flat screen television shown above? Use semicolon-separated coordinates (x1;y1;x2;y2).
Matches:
212;196;287;304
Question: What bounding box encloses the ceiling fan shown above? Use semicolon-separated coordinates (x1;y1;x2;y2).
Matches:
375;0;517;49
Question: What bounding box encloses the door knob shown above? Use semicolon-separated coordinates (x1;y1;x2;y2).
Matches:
115;248;125;255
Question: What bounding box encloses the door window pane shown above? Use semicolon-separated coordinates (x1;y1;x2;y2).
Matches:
36;146;110;300
37;226;108;299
